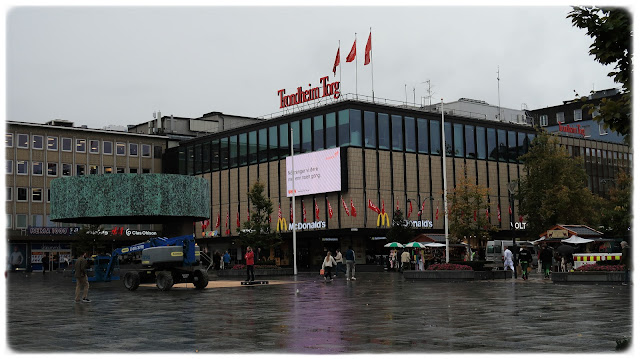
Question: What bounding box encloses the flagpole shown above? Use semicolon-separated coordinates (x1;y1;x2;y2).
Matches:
441;98;450;263
355;32;358;100
339;40;342;102
370;27;374;103
291;128;297;276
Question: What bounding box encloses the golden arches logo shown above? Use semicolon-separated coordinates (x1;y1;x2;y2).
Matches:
276;217;288;232
377;213;390;227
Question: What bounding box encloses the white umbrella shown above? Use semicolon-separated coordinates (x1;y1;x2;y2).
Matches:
561;235;594;244
424;243;446;248
384;242;404;248
404;242;426;248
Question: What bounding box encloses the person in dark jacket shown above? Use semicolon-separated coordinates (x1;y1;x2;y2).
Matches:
518;245;533;280
620;241;631;285
74;252;91;303
540;244;554;279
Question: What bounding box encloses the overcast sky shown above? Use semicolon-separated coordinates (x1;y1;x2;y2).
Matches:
5;5;623;129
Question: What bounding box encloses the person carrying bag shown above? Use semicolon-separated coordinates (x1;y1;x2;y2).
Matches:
321;251;337;282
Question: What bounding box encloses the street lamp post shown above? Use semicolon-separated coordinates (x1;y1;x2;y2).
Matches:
507;181;517;248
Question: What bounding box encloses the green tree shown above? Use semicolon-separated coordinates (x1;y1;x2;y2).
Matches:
600;170;632;238
385;209;414;244
567;6;632;142
238;182;281;252
517;130;600;237
447;166;496;249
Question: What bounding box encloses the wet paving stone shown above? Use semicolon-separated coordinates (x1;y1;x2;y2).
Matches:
6;270;632;353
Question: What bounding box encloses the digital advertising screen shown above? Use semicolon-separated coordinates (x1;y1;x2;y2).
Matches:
285;148;342;197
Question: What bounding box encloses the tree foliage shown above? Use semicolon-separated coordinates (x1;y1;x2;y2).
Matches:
385;209;414;244
600;170;632;237
446;166;496;246
517;131;600;237
567;6;632;142
238;182;281;251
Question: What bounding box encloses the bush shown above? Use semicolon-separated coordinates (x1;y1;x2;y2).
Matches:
427;263;473;271
575;264;625;272
450;260;489;271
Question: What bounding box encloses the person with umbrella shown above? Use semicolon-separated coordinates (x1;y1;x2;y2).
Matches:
555;243;575;272
518;244;533;280
400;249;411;272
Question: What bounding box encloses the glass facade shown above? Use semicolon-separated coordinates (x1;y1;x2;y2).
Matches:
430;119;441;155
405;117;416;153
364;111;376;149
378;114;390;150
314;115;324;151
417;118;428;154
392;115;403;151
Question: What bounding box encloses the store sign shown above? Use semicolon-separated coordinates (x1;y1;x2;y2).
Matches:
276;219;327;232
322;238;339;242
547;229;569;238
405;220;434;228
277;76;340;109
202;231;219;238
511;222;528;230
558;124;586;137
28;227;80;235
87;227;159;237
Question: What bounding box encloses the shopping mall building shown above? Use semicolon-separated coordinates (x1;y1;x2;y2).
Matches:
163;90;631;269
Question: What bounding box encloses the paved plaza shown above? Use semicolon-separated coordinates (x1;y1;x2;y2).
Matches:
5;270;633;353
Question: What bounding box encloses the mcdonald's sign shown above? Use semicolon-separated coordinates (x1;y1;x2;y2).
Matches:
377;212;390;227
276;217;288;232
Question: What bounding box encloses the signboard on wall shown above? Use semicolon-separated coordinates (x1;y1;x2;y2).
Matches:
286;148;342;197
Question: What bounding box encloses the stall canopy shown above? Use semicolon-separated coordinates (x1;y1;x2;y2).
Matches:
561;235;595;244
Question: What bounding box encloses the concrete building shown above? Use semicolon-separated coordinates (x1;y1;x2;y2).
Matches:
424;98;532;125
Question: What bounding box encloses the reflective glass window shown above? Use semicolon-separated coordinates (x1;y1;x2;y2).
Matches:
508;130;517;163
417;118;428;154
212;140;220;171
364;111;376;149
392;115;403;151
378;113;390;150
202;143;210;172
194;144;202;174
279;123;289;159
301;118;312;153
229;135;238;168
259;128;268;162
465;125;476;159
186;147;194;175
338;110;350;147
349;109;362;147
291;120;301;154
454;123;463;157
269;126;278;161
239;133;248;166
220;137;229;170
476;127;486;159
326;113;337;149
517;132;526;163
249;131;258;164
430;119;441;155
444;122;453;156
487;128;497;161
497;129;507;162
405;117;416;153
314;115;324;151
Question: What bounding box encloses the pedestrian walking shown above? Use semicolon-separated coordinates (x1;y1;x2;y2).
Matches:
417;250;425;271
401;249;411;272
10;246;24;272
213;251;221;271
334;249;345;275
345;246;356;280
620;241;631;285
244;246;255;282
74;252;91;303
223;251;231;270
42;253;49;275
540;243;553;279
321;251;337;282
518;244;533;280
504;247;515;278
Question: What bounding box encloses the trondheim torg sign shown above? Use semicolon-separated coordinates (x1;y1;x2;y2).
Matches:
277;76;340;109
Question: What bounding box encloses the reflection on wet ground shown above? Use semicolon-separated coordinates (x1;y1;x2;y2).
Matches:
6;271;632;353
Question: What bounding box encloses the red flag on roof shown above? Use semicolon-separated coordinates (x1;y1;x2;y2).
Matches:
332;46;340;76
346;39;356;62
364;32;372;65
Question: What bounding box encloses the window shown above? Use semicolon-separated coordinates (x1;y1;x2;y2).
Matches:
47;188;52;202
47;136;58;151
62;137;72;152
76;139;86;153
314;115;324;151
301;118;312;152
154;145;162;158
116;167;126;174
17;160;28;175
220;137;228;170
89;165;99;174
129;143;138;156
202;142;210;172
405;117;416;153
32;188;43;202
103;166;113;174
378;113;390;150
6;133;13;147
116;142;126;156
194;143;202;174
391;115;403;151
47;163;57;176
349;110;362;147
269;126;278;161
599;123;608;135
32;161;43;176
325;113;337;149
258;128;268;163
556;112;565;124
453;123;464;157
444;122;453;156
32;135;43;149
430;119;441;155
211;139;220;171
89;140;99;154
476;126;486;160
6;160;13;175
31;214;43;227
17;187;28;201
229;135;237;168
290;121;300;154
465;125;476;159
6;215;11;229
508;131;517;163
279;123;289;159
142;168;151;174
46;215;55;227
103;141;113;155
17;134;29;148
574;109;583;121
187;146;194;175
338;110;350;147
7;187;12;201
142;145;151;157
539;115;548;127
16;214;27;229
497;129;507;162
417;118;429;154
517;132;526;163
76;164;85;176
130;168;138;174
363;111;376;149
62;163;72;176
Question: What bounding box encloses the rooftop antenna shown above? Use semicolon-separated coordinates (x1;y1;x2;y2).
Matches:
420;79;434;106
497;66;501;121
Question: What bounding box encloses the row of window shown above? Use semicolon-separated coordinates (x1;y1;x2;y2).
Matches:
6;133;155;157
6;213;157;230
178;109;537;175
6;160;151;176
539;108;600;127
7;187;51;202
